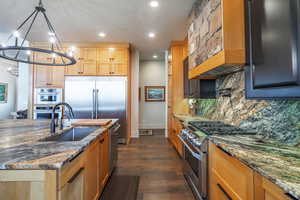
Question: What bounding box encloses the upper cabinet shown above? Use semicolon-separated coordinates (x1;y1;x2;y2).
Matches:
34;50;65;88
65;45;129;76
65;48;98;76
245;0;300;99
188;0;246;79
98;48;128;76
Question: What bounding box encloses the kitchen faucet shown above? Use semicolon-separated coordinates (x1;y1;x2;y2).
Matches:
50;102;75;134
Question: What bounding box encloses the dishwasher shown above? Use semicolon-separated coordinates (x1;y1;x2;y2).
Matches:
109;122;120;175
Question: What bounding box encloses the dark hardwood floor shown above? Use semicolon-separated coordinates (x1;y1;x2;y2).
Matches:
114;133;195;200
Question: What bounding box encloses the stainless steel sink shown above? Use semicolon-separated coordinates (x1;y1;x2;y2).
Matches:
40;127;98;142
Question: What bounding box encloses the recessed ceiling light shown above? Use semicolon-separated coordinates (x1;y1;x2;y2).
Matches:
149;1;159;7
148;32;156;38
153;55;158;59
98;32;106;37
109;47;115;51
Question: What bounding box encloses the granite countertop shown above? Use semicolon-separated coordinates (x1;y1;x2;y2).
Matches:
174;114;300;199
210;136;300;199
0;119;118;170
174;114;210;122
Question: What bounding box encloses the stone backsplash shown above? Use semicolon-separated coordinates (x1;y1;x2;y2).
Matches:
195;71;300;145
188;0;223;69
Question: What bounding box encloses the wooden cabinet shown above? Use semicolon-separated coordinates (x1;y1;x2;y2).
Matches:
188;0;246;78
65;47;129;76
0;170;57;200
245;0;300;99
59;168;85;200
209;142;294;200
85;140;100;200
34;52;65;88
254;173;293;200
169;117;183;156
65;48;97;76
209;143;254;200
99;131;109;192
98;48;128;76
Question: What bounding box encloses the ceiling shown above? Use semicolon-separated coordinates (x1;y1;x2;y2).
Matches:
0;0;195;61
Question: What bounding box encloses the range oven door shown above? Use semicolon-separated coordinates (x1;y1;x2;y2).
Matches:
179;135;207;200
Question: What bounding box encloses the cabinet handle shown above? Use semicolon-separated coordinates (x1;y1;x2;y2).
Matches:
285;193;298;200
69;150;83;162
68;167;84;184
217;184;232;200
217;146;232;157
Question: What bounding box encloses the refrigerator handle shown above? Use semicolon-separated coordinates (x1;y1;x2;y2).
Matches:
92;89;96;119
96;89;99;119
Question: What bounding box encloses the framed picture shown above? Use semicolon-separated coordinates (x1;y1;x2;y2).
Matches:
145;86;165;102
0;83;8;103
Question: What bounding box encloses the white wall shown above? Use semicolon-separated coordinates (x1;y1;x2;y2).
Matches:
17;63;30;110
0;32;30;112
0;59;17;119
139;61;166;129
130;48;140;138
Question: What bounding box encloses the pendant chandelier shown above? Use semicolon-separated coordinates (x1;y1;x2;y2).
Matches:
0;0;76;66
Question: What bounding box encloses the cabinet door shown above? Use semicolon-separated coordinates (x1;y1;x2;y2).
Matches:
51;66;65;88
246;0;300;98
85;141;99;200
81;48;97;75
111;63;127;76
98;63;112;76
98;48;112;63
59;168;85;200
35;65;51;88
111;48;127;64
98;135;105;193
254;173;293;200
209;143;254;200
65;48;83;75
99;132;109;188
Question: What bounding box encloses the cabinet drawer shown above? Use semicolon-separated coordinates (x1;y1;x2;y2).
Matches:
59;151;85;190
209;143;254;200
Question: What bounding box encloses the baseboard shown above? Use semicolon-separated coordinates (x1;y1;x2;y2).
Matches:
139;123;165;129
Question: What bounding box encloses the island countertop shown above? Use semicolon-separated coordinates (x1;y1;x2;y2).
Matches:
0;119;118;170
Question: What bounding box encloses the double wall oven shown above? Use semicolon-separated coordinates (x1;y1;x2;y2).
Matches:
34;88;63;120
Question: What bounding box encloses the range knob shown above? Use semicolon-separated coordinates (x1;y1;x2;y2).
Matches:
193;138;202;146
188;133;196;139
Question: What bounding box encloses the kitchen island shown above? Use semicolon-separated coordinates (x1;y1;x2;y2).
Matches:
0;119;118;200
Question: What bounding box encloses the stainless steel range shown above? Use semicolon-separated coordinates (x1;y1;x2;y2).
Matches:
178;120;256;200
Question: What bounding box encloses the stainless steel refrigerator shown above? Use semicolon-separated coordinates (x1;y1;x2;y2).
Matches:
65;76;127;143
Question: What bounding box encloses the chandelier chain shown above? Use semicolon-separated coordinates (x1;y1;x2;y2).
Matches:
15;11;39;59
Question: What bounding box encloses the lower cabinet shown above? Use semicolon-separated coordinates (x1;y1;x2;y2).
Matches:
169;117;183;156
209;143;293;200
58;131;110;200
59;168;85;200
98;131;109;194
254;173;293;200
85;140;100;200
